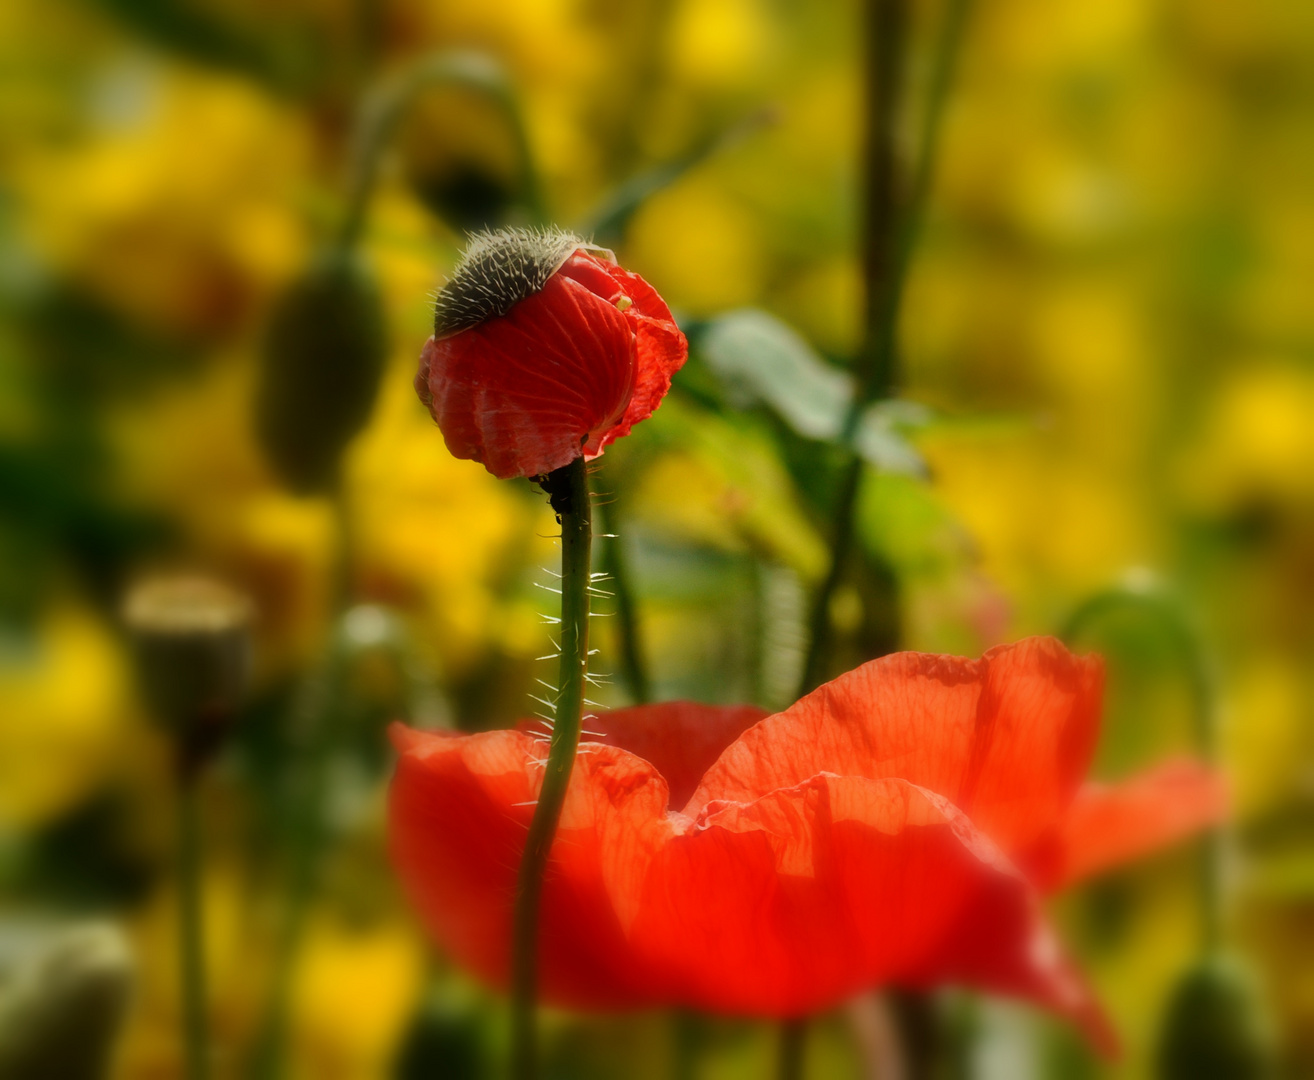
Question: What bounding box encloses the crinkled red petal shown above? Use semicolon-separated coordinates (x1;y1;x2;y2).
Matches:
1021;758;1228;893
560;254;687;455
691;637;1104;856
388;723;1114;1051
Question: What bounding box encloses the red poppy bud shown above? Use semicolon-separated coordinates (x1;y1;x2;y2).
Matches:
415;228;687;479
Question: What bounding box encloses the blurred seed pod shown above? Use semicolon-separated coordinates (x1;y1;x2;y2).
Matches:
124;574;252;773
256;248;387;493
0;922;133;1080
1157;953;1275;1080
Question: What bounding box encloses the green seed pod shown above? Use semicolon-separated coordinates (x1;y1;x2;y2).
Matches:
256;247;387;493
1157;954;1275;1080
124;575;252;775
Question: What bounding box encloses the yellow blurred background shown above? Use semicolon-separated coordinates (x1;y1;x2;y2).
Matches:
0;0;1311;1076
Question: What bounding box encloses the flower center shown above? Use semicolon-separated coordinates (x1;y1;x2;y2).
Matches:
433;226;584;337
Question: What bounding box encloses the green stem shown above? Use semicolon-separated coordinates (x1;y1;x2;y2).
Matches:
250;482;353;1080
796;0;906;703
177;776;209;1080
798;0;971;700
1061;583;1224;953
596;496;651;705
337;51;544;249
671;1011;700;1080
777;1018;807;1080
510;457;593;1080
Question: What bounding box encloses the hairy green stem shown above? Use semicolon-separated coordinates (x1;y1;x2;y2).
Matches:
177;777;209;1080
510;456;593;1080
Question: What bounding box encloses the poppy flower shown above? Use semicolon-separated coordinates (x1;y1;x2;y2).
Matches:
415;227;687;479
388;638;1225;1050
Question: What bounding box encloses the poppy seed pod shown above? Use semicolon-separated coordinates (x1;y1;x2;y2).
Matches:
415;227;687;479
124;575;252;774
257;248;387;493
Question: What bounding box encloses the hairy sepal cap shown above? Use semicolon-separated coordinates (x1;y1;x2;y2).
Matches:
417;227;687;479
257;248;388;493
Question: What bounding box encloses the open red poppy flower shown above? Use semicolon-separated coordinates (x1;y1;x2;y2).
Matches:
388;638;1226;1052
415;228;687;479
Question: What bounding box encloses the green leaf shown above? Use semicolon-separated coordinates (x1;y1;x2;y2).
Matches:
854;470;973;582
697;308;928;475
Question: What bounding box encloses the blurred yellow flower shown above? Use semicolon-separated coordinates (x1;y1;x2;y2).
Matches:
16;65;309;336
347;356;538;673
290;913;426;1079
1175;363;1314;513
627;179;769;314
0;603;133;828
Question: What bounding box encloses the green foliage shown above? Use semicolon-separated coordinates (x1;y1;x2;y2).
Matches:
695;309;927;475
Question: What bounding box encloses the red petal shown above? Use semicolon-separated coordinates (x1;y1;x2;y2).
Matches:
387;726;671;1009
581;702;768;812
1021;759;1228;893
625;775;1113;1051
417;268;637;479
586;259;687;453
389;725;1114;1051
690;637;1104;855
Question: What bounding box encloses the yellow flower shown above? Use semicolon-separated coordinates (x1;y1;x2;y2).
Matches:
0;603;133;828
16;65;309;337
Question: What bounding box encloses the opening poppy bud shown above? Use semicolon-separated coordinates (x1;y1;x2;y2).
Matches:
256;248;388;493
416;226;687;479
124;575;252;775
1156;954;1274;1080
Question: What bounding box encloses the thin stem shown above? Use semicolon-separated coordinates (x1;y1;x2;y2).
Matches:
596;496;651;705
797;0;971;700
337;51;544;249
777;1018;808;1080
798;459;864;697
1061;584;1224;953
671;1011;700;1080
795;0;905;701
510;456;593;1080
250;480;353;1080
177;776;209;1080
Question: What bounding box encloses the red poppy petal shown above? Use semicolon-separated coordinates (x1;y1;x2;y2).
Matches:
418;269;636;479
387;725;670;1009
583;702;768;812
690;637;1103;855
624;775;1113;1051
391;725;1114;1047
1021;759;1229;893
566;254;687;454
